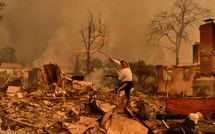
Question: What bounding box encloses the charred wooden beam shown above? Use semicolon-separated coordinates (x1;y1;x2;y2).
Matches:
0;115;44;129
43;64;63;87
156;113;187;120
0;76;23;92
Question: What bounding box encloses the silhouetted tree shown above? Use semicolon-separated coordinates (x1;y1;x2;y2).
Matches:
130;60;156;84
130;60;156;93
146;0;211;65
81;57;104;73
80;12;109;74
0;47;18;64
91;57;103;69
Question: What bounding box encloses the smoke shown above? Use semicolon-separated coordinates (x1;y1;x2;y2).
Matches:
0;0;213;68
85;69;106;90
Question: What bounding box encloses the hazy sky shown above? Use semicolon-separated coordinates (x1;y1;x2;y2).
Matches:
0;0;214;68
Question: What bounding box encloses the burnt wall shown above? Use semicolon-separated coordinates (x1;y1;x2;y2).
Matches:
167;98;215;118
43;64;63;87
193;77;215;97
156;65;198;96
200;52;213;75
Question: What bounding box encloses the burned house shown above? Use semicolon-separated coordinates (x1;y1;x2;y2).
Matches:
0;63;31;88
156;19;215;98
193;19;215;97
156;19;215;120
156;64;198;97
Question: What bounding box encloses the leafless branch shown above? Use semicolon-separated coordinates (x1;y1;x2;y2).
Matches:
145;0;211;65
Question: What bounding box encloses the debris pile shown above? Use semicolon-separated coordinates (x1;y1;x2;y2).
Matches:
0;89;159;134
0;63;214;134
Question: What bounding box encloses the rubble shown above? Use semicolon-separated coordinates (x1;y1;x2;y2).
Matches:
0;89;155;134
0;77;23;92
0;63;214;134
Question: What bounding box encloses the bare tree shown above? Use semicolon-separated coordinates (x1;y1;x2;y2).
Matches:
80;12;109;74
146;0;211;65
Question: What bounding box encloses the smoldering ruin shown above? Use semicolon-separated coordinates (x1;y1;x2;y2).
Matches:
0;62;163;134
0;1;215;134
1;19;215;133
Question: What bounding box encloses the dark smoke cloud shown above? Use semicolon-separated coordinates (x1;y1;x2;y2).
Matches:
0;0;213;68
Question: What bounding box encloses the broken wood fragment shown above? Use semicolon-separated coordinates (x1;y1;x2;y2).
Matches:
0;77;23;92
1;115;44;129
89;91;128;106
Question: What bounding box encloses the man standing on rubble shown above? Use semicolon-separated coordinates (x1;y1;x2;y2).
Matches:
109;57;133;103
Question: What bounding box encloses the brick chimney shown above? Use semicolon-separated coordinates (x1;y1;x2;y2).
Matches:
193;42;200;64
199;19;215;75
